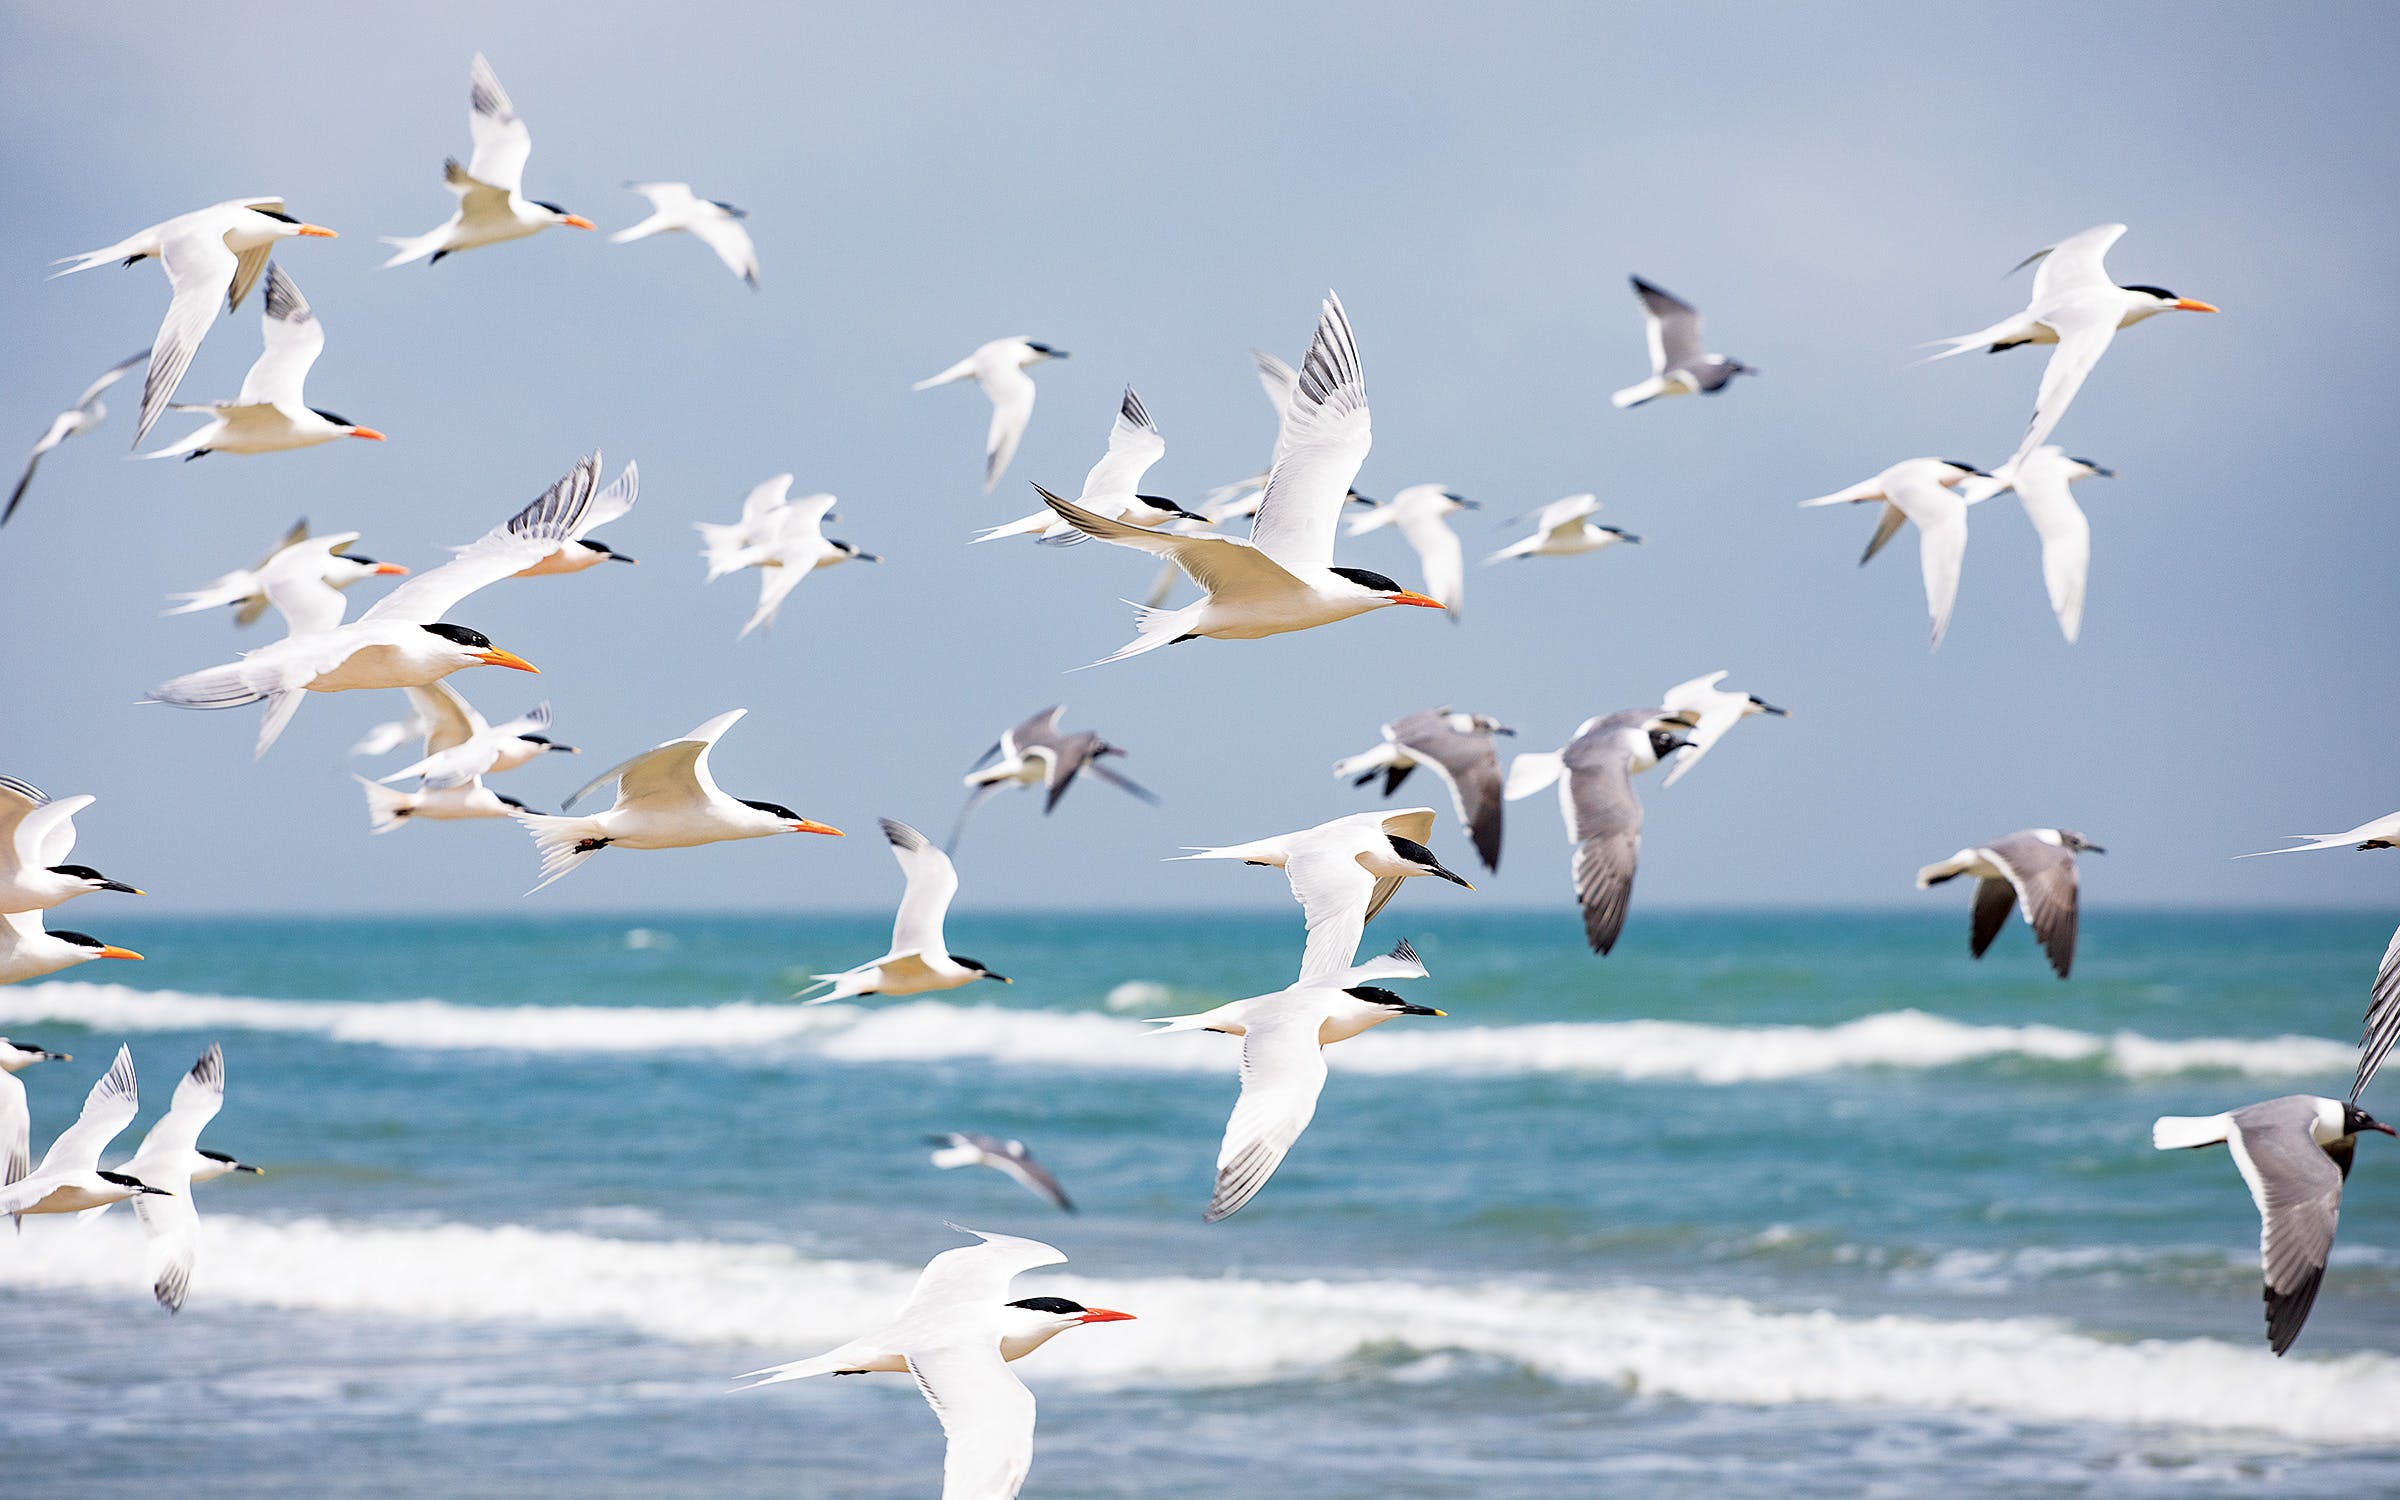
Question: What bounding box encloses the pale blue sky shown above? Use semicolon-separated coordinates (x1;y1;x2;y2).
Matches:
2;3;2393;915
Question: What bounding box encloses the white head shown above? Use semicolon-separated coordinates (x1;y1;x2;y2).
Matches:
994;1295;1134;1359
1013;339;1069;368
0;1038;69;1073
1326;565;1448;612
2118;284;2218;325
326;554;410;589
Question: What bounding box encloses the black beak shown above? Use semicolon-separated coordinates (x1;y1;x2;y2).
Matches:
1431;864;1475;891
986;973;1013;985
39;1050;70;1062
607;551;638;565
1493;726;1518;737
1398;1003;1446;1017
857;552;885;564
1758;703;1789;718
1453;498;1481;510
2078;462;2119;478
547;742;581;755
139;1184;172;1197
97;879;144;894
235;1163;265;1174
2084;844;2108;856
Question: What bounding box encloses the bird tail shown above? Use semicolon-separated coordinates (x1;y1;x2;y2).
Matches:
911;359;976;391
1610;376;1668;409
2151;1113;2234;1151
377;231;446;269
694;521;750;580
1078;600;1205;669
2235;834;2367;859
148;662;265;711
1502;750;1564;802
512;811;609;892
1481;538;1536;565
730;1349;853;1391
1171;835;1286;866
1911;317;2024;365
606;216;667;245
355;775;415;834
795;971;869;1007
48;235;151;278
161;579;252;617
1145;1001;1242;1035
970;511;1053;544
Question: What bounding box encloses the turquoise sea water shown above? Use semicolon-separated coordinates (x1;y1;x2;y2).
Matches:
2;908;2397;1497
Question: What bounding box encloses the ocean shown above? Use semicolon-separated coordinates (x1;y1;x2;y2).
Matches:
2;908;2396;1498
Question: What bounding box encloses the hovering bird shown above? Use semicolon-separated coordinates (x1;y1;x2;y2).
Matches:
513;709;841;891
913;337;1069;493
510;458;638;575
974;387;1199;544
1925;224;2215;467
165;520;407;627
2155;1095;2392;1354
735;1226;1132;1499
1;1037;70;1213
85;1043;261;1313
950;705;1158;851
1917;828;2104;979
0;911;141;985
1656;672;1788;789
1178;807;1472;983
928;1133;1075;1214
4;348;147;527
383;55;594;266
0;1047;166;1217
1331;709;1511;874
1505;711;1693;955
1610;276;1756;409
1800;458;1987;649
1483;494;1641;564
1950;448;2116;643
377;682;576;788
0;775;141;915
1345;485;1474;618
802;820;1009;1003
147;455;589;755
141;264;383;459
1150;939;1441;1221
696;484;879;638
611;181;759;287
49;197;337;444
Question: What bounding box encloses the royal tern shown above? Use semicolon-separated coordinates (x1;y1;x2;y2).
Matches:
86;1043;261;1312
141;265;383;458
950;705;1158;851
695;483;879;637
735;1226;1131;1498
1178;807;1472;983
0;911;142;985
50;197;336;443
2234;809;2400;1102
1610;276;1756;409
382;55;594;266
1332;710;1511;874
610;181;759;287
927;1134;1075;1213
1950;447;2117;643
1656;672;1788;789
1505;711;1693;955
802;820;1008;1003
1483;494;1640;563
164;519;407;627
359;775;533;834
510;458;638;575
973;388;1199;544
1925;223;2215;466
2154;1095;2392;1354
1917;828;2104;979
1800;458;1987;649
1150;939;1441;1221
3;348;147;527
513;709;841;891
1;1037;70;1215
0;1047;166;1216
913;337;1068;493
1345;485;1474;617
0;775;141;915
377;682;575;788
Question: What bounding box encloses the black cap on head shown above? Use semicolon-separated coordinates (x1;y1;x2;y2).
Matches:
51;930;105;950
420;622;493;650
311;408;355;428
740;799;801;822
2121;283;2177;300
1329;566;1406;594
1007;1296;1087;1315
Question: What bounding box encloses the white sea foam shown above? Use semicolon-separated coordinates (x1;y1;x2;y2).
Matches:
3;983;2352;1083
5;1212;2396;1442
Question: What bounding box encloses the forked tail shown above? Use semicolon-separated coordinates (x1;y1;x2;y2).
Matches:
512;811;611;892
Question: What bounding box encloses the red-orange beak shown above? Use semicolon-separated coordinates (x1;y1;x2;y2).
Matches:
97;945;143;961
1076;1308;1135;1323
473;648;540;674
789;819;844;837
297;224;338;238
348;426;388;442
562;215;597;231
373;563;410;576
2174;298;2219;313
1389;591;1448;610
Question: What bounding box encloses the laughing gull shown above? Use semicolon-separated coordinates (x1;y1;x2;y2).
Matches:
1484;494;1641;563
1610;276;1756;408
1952;447;2117;643
1177;808;1473;982
1344;484;1476;618
0;1047;168;1217
1917;829;2104;978
951;705;1159;850
1800;458;1988;648
1506;711;1692;954
1657;672;1788;789
913;336;1069;493
1331;709;1512;874
928;1133;1076;1213
88;1043;263;1312
801;820;1011;1003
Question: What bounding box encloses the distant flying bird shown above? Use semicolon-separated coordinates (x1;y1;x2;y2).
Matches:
2154;1095;2392;1354
913;336;1069;493
1657;672;1788;789
1924;223;2215;467
377;682;576;788
611;181;759;287
0;1037;70;1212
381;54;596;267
1331;709;1512;874
164;520;408;628
694;483;879;637
1178;807;1472;983
142;265;385;458
1345;484;1475;617
928;1134;1076;1213
88;1043;262;1313
513;709;842;891
974;387;1200;544
696;473;805;579
0;1047;166;1216
1149;939;1441;1221
735;1226;1132;1499
1506;711;1694;954
4;348;147;527
50;197;337;444
0;775;141;915
510;458;638;574
802;820;1010;1003
951;704;1158;851
1950;447;2116;643
1483;494;1641;564
1610;276;1756;409
1800;458;1987;649
1917;828;2104;978
0;911;142;985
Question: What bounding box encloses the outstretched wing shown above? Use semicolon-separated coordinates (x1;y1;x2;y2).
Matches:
465;53;534;193
1249;293;1370;575
365;455;598;623
1207;1011;1328;1222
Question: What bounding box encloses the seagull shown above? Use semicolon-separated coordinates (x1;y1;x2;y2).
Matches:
913;337;1069;493
0;775;142;915
734;1226;1132;1499
510;459;638;575
512;709;841;891
1040;294;1449;663
1483;494;1641;563
164;520;408;627
696;485;879;638
1657;672;1788;789
802;820;1009;1003
1345;485;1475;617
973;388;1199;544
377;682;576;788
1610;276;1756;409
610;181;759;288
1331;710;1512;874
1924;224;2216;467
950;705;1159;851
1149;939;1441;1221
1178;807;1472;983
1917;828;2104;978
49;197;337;444
147;454;591;755
87;1043;261;1312
382;54;595;266
927;1134;1075;1213
1505;711;1694;955
1951;448;2116;643
1799;458;1987;649
3;348;147;527
0;1047;167;1217
139;264;383;459
0;911;142;985
1;1037;70;1217
2154;1095;2392;1354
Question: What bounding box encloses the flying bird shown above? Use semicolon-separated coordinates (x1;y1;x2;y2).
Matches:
1178;807;1472;983
802;820;1009;1002
1345;485;1475;617
695;479;880;636
1483;494;1640;564
0;775;141;915
509;458;638;574
0;1047;166;1216
1917;828;2104;978
1656;672;1788;789
1952;447;2116;643
1610;276;1756;409
4;348;147;527
1505;711;1693;954
142;265;384;458
973;387;1198;544
1800;458;1987;649
377;682;575;788
164;520;408;627
950;705;1158;851
358;774;534;834
928;1133;1076;1213
1331;709;1511;874
86;1043;263;1313
0;1037;70;1214
0;910;142;985
381;54;596;267
913;337;1069;493
611;181;759;287
2235;808;2400;1103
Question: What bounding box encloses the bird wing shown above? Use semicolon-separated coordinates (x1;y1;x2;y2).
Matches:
894;1228;1068;1324
12;792;90;871
411;681;488;757
581;460;640;535
132;1183;202;1313
0;777;43;869
740;473;794;527
1248;294;1370;575
465;53;533;193
1284;841;1382;985
36;1045;138;1174
881;819;959;956
136;1044;226;1168
980;362;1036;494
1981;833;2080;977
1;1070;29;1194
1391;505;1464;613
907;1343;1037;1500
2018;222;2128;306
1391;716;1502;872
741;548;824;637
1078;387;1165;501
2013;304;2119;469
74;347;150;412
139;228;240;442
992;1147;1074;1213
1038;733;1102;812
1968;875;2018;959
1036;488;1304;601
1888;467;1968;649
1658;695;1741;790
565;709;746;812
2353;922;2400;1104
1208;1009;1329;1221
2226;1098;2348;1355
1631;276;1703;371
1250;348;1297;415
365;455;598;623
685;212;760;287
235;264;325;408
2011;456;2092;643
261;565;349;638
1563;731;1642;954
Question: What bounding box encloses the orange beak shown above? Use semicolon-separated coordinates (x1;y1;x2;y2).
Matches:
1076;1308;1136;1323
297;224;338;238
348;427;388;442
562;215;597;231
790;819;844;837
1390;591;1448;610
373;563;410;576
2174;298;2219;313
97;945;143;961
473;648;540;674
